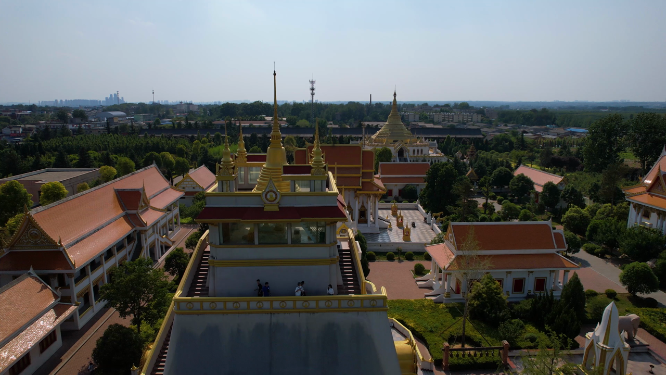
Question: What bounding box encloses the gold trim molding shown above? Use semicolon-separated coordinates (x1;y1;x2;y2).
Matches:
208;256;339;267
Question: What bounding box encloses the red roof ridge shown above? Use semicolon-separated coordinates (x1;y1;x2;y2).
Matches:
30;165;162;215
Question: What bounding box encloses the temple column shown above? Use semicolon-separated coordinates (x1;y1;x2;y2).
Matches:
374;196;380;229
444;273;451;298
562;270;570;285
627;204;636;227
505;271;512;296
353;197;359;225
527;271;534;294
662;215;666;233
553;269;560;288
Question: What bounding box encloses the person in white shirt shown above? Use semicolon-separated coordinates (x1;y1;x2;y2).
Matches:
295;282;302;296
327;284;334;295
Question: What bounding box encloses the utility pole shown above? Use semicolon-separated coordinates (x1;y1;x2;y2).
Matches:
309;76;316;128
152;90;154;104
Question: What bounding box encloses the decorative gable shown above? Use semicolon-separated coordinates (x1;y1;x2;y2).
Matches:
646;169;666;196
7;213;60;250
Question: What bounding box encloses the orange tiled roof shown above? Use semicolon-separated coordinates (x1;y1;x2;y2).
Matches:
140;208;164;227
553;231;566;249
446;253;579;271
0;274;58;343
0;251;73;271
362;150;374;170
513;165;563;191
149;188;183;209
0;302;76;371
451;222;561;251
379;162;430;176
293;149;307;164
380;177;426;184
31;166;171;246
643;153;666;185
115;190;142;210
336;177;361;187
187;166;216;190
623;185;647;195
626;193;666;210
65;216;134;266
425;243;455;268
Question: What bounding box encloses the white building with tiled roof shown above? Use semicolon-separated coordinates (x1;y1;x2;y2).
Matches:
417;222;578;303
173;165;216;206
378;162;429;199
0;272;77;375
0;165;183;330
513;165;567;207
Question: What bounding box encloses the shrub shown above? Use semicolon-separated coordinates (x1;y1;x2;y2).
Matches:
497;196;505;204
562;206;591;236
386;252;395;261
366;251;376;261
361;255;370;277
498;319;525;345
583;243;601;256
92;324;143;372
405;251;414;261
588;298;608;322
479;214;489;222
510;299;533;320
620;262;660;295
469;274;509;325
560;273;587;322
524;333;538;344
604;289;617;299
424;252;432;261
489;192;497;200
414;263;426;276
585;289;598;298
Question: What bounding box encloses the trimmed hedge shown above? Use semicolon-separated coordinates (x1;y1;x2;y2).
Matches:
386;252;395;261
604;289;617;299
405;252;414;261
367;251;376;261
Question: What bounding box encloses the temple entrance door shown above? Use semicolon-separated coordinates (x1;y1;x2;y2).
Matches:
359;204;368;224
398;148;405;159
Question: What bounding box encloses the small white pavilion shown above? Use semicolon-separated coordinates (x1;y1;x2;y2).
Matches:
582;302;630;375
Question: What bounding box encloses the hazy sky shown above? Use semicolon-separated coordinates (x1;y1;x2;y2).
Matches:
2;0;666;103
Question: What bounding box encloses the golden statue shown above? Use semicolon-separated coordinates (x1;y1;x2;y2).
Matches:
396;211;404;228
391;202;398;216
402;226;411;242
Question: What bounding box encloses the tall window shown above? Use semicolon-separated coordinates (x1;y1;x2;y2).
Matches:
39;330;58;353
258;223;288;244
249;167;261;184
534;278;546;293
9;353;30;375
219;223;255;244
238;168;246;184
292;222;326;244
512;278;525;294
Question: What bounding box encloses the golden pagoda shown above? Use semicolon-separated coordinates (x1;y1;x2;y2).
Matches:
370;91;418;145
236;120;247;164
253;70;289;192
310;123;327;176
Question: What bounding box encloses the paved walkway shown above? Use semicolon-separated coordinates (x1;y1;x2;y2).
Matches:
364;209;437;244
571;251;666;306
367;260;425;299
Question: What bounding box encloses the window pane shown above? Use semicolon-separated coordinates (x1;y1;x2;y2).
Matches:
249;167;261;184
295;180;310;192
292;222;326;244
221;223;254;244
258;223;288;244
238;168;245;183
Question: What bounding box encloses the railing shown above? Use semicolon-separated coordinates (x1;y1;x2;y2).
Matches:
172;292;388;314
175;230;209;296
365;280;377;294
442;341;509;371
140;303;175;375
346;228;367;295
389;318;434;371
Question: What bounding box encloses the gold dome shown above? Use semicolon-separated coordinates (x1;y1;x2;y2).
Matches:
370;91;417;144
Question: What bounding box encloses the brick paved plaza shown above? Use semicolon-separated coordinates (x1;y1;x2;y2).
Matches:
364;209;438;244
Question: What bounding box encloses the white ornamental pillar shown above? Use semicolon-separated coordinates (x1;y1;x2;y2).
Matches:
444;273;451;298
353;197;359;225
562;270;570;285
505;271;512;296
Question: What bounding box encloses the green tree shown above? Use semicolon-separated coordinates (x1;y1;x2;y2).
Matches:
586;219;625;251
449;177;479;221
76;182;90;193
521;330;576;375
491;167;513;190
620;226;664;261
510;174;535;200
563;231;581;255
99;258;172;334
174;157;190;177
76;148;94;168
540;182;561;211
116;157;136;176
468;273;509;325
374;147;393;172
519;209;534;221
628;112;666;173
0;181;32;226
186;230;204;250
72;109;88;121
619;262;660;295
52;149;71;168
160;152;175;172
561;206;590;236
143;151;162;168
5;212;25;237
249;145;262;153
560;185;585;208
295;119;310;127
583;114;628;172
419;162;459;215
99;165;117;182
56;109;69;124
597;163;628;205
164;247;190;283
479;176;493;214
559;273;586;322
92;324;143;372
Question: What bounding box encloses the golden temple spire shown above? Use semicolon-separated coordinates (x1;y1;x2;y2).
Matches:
219;125;235;176
253;68;289;192
310;123;326;175
236;120;247;163
369;89;417;145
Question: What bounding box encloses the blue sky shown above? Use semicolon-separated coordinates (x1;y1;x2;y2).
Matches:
1;0;665;103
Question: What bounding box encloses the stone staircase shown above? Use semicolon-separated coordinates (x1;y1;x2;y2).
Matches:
186;247;210;297
337;245;361;295
150;325;172;375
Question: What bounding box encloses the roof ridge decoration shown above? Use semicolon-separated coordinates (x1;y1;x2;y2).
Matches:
310;123;327;176
261;177;281;211
4;212;76;268
253;68;289;193
30;164;161;215
218;125;236;177
236;120;247;163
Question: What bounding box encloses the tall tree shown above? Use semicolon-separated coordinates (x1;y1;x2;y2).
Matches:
491;167;513;190
99;258;172;334
628;113;666;173
115;157;136;176
76;148;94;168
0;181;33;226
583;114;628;172
39;181;68;205
419;162;459;215
99;166;117;182
374;147;393;172
509;173;535;200
540;181;561;211
597;162;628;205
479;176;492;214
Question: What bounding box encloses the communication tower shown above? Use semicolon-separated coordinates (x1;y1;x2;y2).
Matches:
309;76;316;128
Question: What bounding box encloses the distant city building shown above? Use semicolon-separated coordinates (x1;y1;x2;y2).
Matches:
94;111;127;124
0;168;100;206
175;102;199;113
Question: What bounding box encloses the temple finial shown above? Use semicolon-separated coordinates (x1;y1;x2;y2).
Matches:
310;123;326;176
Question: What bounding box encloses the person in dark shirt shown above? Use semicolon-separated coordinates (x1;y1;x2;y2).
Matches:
263;282;270;297
255;279;263;296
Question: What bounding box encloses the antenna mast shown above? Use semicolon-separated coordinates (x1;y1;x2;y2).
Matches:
309;76;316;129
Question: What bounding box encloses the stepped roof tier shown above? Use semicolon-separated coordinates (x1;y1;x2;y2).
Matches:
369;91;422;145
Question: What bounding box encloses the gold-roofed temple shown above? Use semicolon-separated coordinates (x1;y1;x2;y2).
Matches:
369;91;418;145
